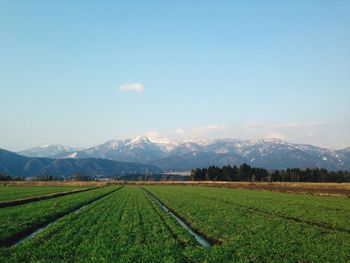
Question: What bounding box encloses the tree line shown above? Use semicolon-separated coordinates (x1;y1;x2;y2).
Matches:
190;164;350;182
2;166;350;182
0;172;95;182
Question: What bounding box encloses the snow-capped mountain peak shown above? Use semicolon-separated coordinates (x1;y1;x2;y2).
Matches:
127;136;151;145
18;136;350;171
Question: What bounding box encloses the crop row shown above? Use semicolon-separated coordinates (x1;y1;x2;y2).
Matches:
0;185;89;202
159;186;350;232
2;185;349;262
0;186;201;262
145;185;350;262
0;186;119;246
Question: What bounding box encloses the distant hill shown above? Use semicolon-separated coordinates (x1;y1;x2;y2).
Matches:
19;137;350;171
0;148;161;178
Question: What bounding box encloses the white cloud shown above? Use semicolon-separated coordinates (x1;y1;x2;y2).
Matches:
243;121;262;128
174;128;185;136
264;132;285;140
272;122;326;129
192;124;226;134
147;130;160;138
306;132;313;137
273;122;301;128
307;121;326;127
119;83;144;93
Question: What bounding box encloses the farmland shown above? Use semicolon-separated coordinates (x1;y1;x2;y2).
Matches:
0;185;90;202
0;184;349;262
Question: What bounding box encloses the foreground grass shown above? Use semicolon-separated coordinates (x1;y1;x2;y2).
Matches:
0;186;117;246
0;186;198;262
1;185;349;262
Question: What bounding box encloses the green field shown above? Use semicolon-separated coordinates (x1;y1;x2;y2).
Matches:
0;185;349;262
0;186;118;246
0;185;89;202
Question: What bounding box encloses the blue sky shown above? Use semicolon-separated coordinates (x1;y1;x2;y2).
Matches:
1;1;349;151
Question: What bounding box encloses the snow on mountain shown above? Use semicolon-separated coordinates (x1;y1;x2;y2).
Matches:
17;137;350;171
66;152;77;158
63;136;167;163
152;138;347;170
1;148;161;178
19;145;83;158
148;137;179;152
336;147;350;166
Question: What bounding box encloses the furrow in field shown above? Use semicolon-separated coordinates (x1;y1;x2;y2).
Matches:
142;188;197;248
145;185;350;262
156;185;350;232
142;186;215;247
0;187;130;262
0;186;188;262
14;186;123;246
0;185;89;202
0;186;102;208
135;196;146;244
0;186;122;247
195;193;350;234
3;185;348;262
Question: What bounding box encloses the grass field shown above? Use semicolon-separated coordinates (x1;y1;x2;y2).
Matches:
0;184;349;262
0;185;90;202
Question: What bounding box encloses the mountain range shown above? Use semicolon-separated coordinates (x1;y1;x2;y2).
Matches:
18;137;350;171
18;145;83;158
0;148;161;178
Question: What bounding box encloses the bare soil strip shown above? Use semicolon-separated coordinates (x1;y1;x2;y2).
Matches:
2;186;124;247
0;187;103;208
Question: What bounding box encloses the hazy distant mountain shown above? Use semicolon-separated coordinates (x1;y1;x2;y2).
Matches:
151;151;246;171
0;148;161;178
19;145;83;158
336;147;350;168
18;137;350;171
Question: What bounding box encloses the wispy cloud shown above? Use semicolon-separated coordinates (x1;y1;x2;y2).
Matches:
272;122;326;129
174;128;185;136
192;124;226;134
119;83;144;93
272;122;301;128
147;130;160;138
264;132;285;140
243;121;262;128
307;121;327;127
